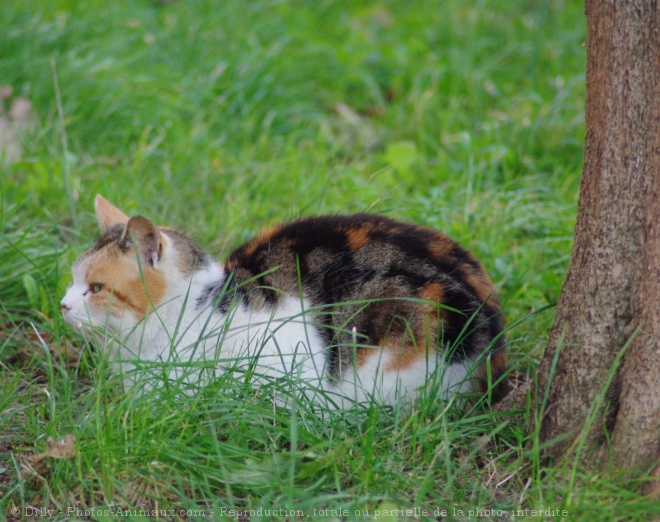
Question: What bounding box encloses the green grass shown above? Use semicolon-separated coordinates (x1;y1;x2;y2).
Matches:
1;0;658;520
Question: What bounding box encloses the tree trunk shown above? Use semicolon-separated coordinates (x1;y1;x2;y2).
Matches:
502;0;660;482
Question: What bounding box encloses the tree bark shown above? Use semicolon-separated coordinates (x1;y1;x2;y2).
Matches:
501;0;660;481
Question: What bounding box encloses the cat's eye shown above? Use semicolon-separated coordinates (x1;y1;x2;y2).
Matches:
90;283;105;294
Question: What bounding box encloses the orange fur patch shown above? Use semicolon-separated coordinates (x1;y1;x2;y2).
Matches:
384;340;434;372
463;267;498;308
383;316;437;372
419;281;445;304
426;236;457;262
346;228;370;251
416;282;444;360
355;345;379;368
375;283;447;373
241;225;280;259
85;245;167;319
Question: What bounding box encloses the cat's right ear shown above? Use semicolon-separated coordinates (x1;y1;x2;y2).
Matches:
95;195;129;232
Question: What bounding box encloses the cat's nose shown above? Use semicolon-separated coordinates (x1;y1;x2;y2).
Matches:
61;301;71;313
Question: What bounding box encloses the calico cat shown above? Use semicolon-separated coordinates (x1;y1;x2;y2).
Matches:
61;196;508;406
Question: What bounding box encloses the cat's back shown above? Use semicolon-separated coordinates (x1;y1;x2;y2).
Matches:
225;213;496;308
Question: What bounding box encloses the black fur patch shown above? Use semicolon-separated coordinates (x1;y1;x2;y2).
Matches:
89;224;126;254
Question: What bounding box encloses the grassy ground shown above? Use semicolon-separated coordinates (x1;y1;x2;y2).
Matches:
1;0;657;520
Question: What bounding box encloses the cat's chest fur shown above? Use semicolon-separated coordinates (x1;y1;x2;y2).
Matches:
61;196;508;406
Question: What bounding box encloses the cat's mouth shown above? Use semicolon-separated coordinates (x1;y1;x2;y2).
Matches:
62;311;92;335
62;307;140;346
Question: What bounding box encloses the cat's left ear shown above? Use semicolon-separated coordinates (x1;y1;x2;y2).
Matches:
123;216;163;268
95;195;129;232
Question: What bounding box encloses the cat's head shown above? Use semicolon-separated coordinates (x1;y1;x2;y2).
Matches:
61;196;206;337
